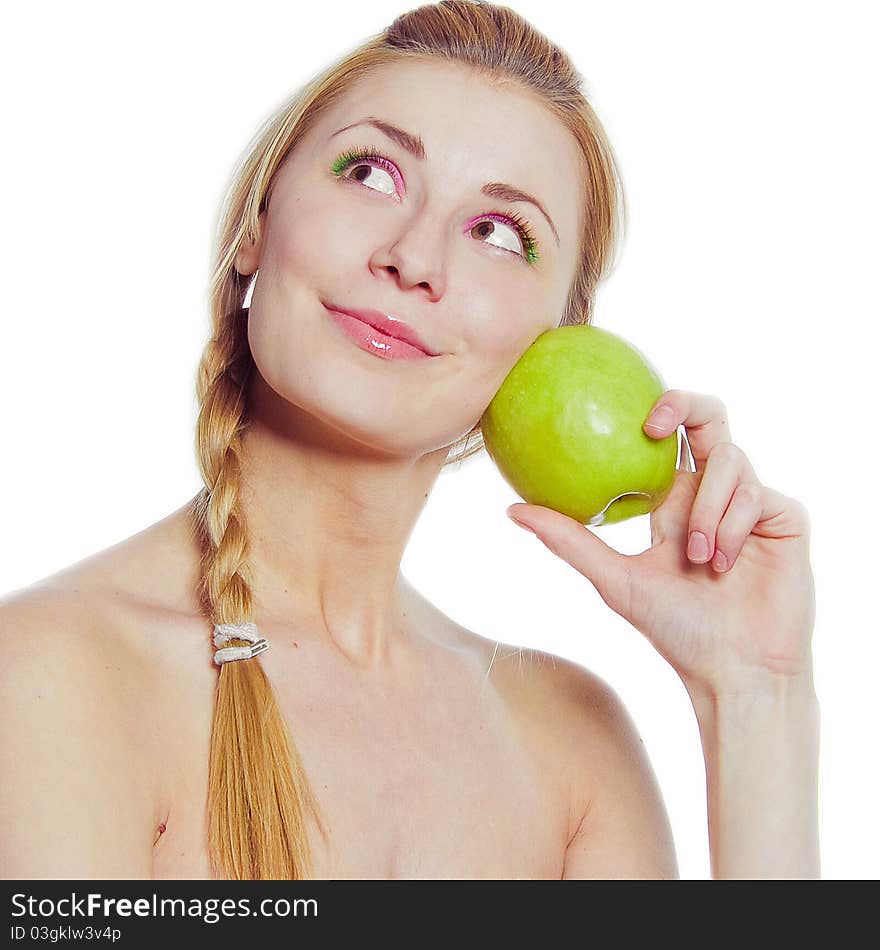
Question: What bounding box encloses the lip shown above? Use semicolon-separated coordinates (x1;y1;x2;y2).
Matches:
323;302;441;357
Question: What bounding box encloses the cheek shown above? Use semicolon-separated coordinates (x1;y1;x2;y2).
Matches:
270;189;380;280
459;288;547;368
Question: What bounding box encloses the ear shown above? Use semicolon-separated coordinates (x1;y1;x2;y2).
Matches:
234;211;266;276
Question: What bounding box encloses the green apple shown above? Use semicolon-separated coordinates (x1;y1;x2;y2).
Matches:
481;324;679;526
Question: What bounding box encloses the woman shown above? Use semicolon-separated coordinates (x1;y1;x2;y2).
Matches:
0;0;819;880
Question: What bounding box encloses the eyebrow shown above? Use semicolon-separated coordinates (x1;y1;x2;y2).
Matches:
329;116;560;246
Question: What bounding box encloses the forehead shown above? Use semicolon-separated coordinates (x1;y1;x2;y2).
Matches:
311;58;584;242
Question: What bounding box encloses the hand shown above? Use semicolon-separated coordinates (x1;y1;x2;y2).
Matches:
506;389;815;696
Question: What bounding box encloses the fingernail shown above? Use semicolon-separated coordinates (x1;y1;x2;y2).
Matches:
507;513;536;535
712;550;728;572
645;405;675;431
688;531;709;561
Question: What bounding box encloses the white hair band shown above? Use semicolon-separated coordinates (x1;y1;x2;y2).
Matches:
213;621;269;666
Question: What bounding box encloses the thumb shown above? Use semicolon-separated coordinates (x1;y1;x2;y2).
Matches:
506;504;634;614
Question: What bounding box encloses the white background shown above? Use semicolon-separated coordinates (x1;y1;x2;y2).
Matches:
2;0;877;879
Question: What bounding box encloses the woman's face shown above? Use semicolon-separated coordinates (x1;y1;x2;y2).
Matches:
237;58;585;458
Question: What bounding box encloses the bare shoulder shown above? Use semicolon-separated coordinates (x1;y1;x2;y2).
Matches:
0;585;165;877
478;640;633;783
450;632;619;818
459;631;678;877
0;495;212;877
504;646;678;878
0;496;206;692
0;583;144;688
462;632;628;742
6;494;205;617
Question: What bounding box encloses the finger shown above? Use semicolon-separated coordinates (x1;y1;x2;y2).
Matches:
644;390;732;473
750;486;812;541
687;443;761;564
711;481;766;572
507;504;634;616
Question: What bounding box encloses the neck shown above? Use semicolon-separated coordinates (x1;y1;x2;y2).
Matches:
225;370;449;668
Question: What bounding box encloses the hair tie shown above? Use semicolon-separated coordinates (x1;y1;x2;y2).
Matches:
212;621;269;666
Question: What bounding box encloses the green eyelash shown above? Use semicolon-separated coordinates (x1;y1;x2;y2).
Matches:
331;145;388;178
502;209;540;266
470;208;540;266
331;145;541;266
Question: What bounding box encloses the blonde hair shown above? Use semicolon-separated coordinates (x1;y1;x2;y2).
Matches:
191;0;627;879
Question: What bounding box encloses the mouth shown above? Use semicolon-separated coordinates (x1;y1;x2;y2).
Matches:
322;301;440;357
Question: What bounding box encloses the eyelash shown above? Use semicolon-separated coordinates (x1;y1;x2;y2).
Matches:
330;144;540;266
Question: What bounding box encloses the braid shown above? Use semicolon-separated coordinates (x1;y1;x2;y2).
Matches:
190;0;627;879
192;319;326;879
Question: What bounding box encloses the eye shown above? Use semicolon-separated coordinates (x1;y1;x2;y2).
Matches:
470;219;517;252
330;145;540;266
331;146;402;198
467;211;539;265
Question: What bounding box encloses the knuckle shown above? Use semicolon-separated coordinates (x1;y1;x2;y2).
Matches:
709;442;736;458
709;441;740;462
800;500;811;526
708;393;728;417
697;392;728;423
734;481;764;506
789;495;811;531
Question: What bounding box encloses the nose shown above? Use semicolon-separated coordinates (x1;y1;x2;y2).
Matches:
370;221;446;301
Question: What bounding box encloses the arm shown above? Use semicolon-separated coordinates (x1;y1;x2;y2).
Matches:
506;389;819;880
0;596;156;879
561;671;679;879
686;669;821;879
